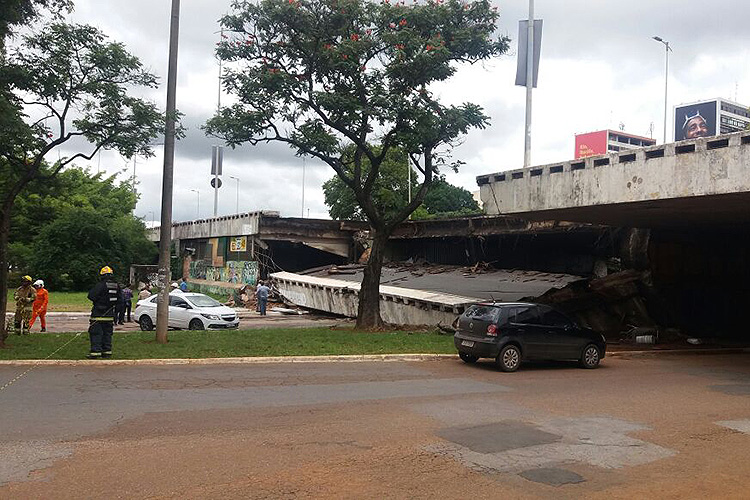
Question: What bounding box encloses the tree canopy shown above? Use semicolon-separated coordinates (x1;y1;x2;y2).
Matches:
322;150;480;221
206;0;508;326
8;166;156;290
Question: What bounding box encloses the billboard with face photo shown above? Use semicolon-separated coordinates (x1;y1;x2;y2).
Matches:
674;101;717;141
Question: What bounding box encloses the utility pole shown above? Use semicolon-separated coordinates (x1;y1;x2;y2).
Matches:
190;189;200;218
155;0;181;345
211;145;222;218
229;176;239;213
301;157;305;217
523;0;534;168
653;36;672;144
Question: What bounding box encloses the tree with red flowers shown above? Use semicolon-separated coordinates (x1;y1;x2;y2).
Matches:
206;0;509;328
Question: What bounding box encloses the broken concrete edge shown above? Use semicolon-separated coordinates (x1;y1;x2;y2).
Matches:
0;348;747;366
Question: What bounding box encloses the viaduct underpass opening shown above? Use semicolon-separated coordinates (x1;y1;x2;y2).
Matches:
385;223;750;340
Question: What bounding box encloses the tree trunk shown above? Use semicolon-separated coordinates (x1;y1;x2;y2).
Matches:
355;230;388;329
0;208;11;347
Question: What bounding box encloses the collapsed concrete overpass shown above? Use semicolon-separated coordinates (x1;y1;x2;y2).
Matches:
478;131;750;228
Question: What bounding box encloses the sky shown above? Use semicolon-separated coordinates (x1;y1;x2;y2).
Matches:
54;0;750;224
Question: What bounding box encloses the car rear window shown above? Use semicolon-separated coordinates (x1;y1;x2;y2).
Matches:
464;305;501;322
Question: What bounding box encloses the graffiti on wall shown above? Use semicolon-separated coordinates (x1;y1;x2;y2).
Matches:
190;260;258;285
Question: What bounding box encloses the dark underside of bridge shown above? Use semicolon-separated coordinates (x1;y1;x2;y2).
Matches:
386;214;750;338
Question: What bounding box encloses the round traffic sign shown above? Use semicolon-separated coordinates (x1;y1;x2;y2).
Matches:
211;177;222;188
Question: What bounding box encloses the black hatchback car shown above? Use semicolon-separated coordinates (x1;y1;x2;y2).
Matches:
454;302;606;372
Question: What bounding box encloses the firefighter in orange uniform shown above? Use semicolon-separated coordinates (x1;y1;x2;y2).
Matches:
30;279;49;332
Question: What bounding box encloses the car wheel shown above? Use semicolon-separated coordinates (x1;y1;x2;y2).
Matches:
459;352;479;364
138;315;154;331
580;344;601;369
497;344;521;372
189;318;205;331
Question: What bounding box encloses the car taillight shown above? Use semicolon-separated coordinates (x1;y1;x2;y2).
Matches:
487;324;498;336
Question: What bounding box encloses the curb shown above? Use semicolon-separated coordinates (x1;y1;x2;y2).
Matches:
0;353;456;366
0;348;747;366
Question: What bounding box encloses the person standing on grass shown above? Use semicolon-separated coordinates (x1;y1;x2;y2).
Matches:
13;275;36;335
87;266;121;359
255;280;270;316
29;279;49;332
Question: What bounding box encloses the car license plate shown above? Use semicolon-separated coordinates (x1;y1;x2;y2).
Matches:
461;340;474;347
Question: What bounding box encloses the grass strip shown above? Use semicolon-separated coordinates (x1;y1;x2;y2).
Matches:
7;291;91;312
0;327;456;360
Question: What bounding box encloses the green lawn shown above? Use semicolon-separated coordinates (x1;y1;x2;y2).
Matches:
0;327;456;360
7;290;92;312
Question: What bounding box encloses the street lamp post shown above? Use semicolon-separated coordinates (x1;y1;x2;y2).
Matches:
229;176;240;214
653;36;672;144
190;189;200;219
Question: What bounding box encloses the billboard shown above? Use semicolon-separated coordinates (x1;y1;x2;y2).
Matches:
574;131;607;159
674;101;717;141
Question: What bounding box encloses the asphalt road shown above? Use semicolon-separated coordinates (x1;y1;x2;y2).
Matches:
1;353;748;498
5;310;347;333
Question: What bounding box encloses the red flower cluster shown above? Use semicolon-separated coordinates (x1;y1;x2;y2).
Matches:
351;33;359;41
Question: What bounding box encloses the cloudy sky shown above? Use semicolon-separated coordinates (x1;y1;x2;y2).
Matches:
57;0;750;224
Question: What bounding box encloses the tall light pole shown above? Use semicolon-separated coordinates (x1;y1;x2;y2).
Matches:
301;158;305;217
190;189;200;218
523;0;535;168
653;36;672;144
229;176;240;213
156;0;181;344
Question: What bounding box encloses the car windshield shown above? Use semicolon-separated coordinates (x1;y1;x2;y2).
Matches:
187;295;222;308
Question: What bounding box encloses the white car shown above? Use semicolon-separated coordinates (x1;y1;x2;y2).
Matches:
135;292;240;331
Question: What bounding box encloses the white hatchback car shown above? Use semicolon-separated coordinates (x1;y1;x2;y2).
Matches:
135;292;240;331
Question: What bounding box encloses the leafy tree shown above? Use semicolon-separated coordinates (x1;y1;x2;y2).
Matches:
206;0;508;327
8;167;156;289
421;177;479;216
322;147;415;221
31;207;156;291
0;0;71;48
0;21;164;336
323;153;479;220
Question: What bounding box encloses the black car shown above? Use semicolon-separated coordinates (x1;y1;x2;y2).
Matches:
454;302;606;372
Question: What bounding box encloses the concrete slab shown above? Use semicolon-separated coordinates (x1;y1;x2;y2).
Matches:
307;266;582;302
437;421;561;454
519;467;586;486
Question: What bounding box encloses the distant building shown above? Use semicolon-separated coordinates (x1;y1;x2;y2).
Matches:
574;130;656;160
674;98;750;141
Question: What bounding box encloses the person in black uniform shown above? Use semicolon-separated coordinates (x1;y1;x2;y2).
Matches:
87;266;121;359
